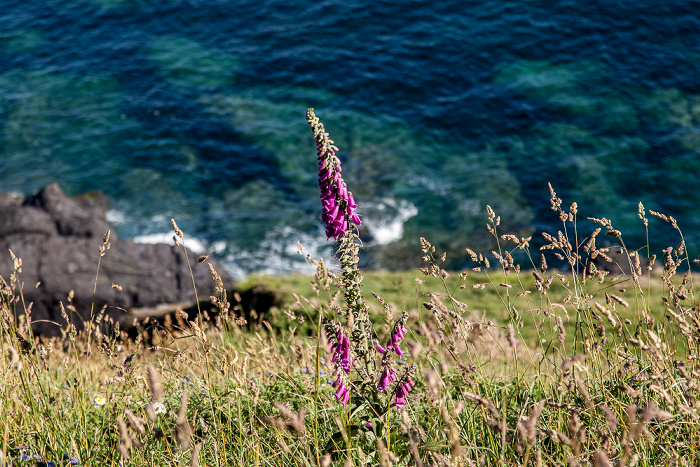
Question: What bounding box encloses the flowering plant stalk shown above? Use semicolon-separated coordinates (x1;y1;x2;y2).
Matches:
306;109;415;419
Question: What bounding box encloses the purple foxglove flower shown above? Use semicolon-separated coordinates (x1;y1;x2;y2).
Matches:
334;383;348;402
393;378;415;409
378;372;391;391
341;352;352;374
311;111;361;240
376;342;387;354
341;389;351;406
377;365;397;391
393;343;404;356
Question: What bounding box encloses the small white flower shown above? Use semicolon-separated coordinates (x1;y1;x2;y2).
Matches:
94;395;106;407
152;402;166;415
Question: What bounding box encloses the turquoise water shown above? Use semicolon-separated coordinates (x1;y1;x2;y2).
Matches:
1;0;699;277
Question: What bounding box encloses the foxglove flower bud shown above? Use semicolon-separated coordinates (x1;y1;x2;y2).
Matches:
384;318;408;357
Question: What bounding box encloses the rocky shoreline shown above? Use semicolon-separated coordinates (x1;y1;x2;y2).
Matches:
0;183;234;336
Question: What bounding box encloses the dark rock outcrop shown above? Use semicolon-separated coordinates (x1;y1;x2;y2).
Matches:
0;183;233;336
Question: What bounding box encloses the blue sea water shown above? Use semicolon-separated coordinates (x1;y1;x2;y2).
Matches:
1;0;700;277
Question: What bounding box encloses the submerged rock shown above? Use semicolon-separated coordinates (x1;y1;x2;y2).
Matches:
0;183;233;337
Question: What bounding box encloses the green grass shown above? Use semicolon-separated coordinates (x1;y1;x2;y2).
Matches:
3;221;696;467
3;198;700;467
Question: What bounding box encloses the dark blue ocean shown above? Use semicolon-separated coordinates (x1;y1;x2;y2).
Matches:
1;0;700;278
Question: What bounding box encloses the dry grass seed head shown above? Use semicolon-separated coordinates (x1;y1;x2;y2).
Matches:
125;409;146;435
117;416;131;459
408;427;427;467
146;365;164;403
175;388;193;448
261;403;307;434
7;345;22;372
593;451;612;467
376;438;394;467
441;405;466;459
517;400;545;454
190;442;203;467
171;219;184;239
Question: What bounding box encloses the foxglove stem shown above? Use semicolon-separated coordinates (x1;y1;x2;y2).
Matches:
308;109;378;407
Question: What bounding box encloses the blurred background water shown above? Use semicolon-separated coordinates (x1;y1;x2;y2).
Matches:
1;0;699;278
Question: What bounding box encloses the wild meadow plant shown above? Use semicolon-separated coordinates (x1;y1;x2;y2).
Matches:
307;108;416;447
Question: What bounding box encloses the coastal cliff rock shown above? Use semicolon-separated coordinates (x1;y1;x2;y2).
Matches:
0;183;233;336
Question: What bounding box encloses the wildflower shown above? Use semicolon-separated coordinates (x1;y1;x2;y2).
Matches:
332;373;351;406
377;364;397;391
378;314;408;358
93;395;106;407
151;401;166;415
329;328;353;374
307;108;361;240
395;378;415;409
387;323;407;356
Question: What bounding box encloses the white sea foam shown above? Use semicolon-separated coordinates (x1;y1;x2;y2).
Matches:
361;198;418;245
221;226;335;280
106;209;127;224
132;232;207;254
